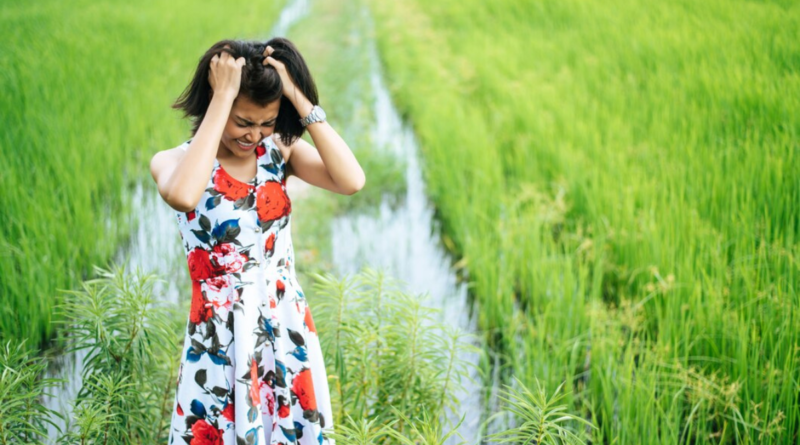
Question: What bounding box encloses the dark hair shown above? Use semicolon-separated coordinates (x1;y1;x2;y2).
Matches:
172;37;318;146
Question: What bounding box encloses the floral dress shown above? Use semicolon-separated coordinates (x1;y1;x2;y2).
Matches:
167;136;334;445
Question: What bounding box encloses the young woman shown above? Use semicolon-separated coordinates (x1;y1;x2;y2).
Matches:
149;37;363;445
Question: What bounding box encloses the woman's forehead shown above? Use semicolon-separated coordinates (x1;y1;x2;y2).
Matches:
232;96;280;120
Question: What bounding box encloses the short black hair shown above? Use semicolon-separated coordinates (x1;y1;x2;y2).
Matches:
172;37;319;147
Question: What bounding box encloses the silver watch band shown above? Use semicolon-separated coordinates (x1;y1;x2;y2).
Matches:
300;105;326;127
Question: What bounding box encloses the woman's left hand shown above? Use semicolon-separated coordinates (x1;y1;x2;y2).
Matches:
263;45;312;115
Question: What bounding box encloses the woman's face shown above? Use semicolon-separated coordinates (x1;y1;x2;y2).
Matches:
219;95;281;157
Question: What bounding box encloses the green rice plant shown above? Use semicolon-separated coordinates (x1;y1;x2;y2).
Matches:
484;376;595;445
367;0;799;442
0;0;287;351
384;406;467;445
56;372;139;445
0;339;65;444
52;261;185;444
324;415;397;445
308;266;483;442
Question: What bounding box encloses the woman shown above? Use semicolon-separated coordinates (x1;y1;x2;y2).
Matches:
149;37;363;445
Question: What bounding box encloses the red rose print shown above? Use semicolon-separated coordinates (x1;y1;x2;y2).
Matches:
190;419;223;445
291;368;318;412
224;253;247;274
209;243;249;275
187;210;196;221
249;358;261;408
212;243;236;255
190;281;212;324
177;402;184;416
205;276;230;293
304;305;317;333
256;143;266;158
278;397;291;418
187;248;217;281
214;168;254;201
204;277;233;312
276;279;286;300
256;181;291;224
264;232;276;255
261;379;275;416
221;401;234;422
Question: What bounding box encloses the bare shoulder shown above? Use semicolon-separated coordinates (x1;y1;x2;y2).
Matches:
149;142;188;184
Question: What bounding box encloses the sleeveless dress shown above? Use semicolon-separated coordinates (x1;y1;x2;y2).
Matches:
167;136;335;445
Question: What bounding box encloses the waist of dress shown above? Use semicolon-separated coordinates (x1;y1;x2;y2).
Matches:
184;246;284;281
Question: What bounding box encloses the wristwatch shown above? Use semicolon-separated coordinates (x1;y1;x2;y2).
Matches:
300;105;326;127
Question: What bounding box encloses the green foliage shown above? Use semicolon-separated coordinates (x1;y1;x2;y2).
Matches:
367;0;799;443
485;377;594;445
52;262;184;444
0;340;65;444
308;266;481;443
0;0;287;351
288;0;407;215
385;407;467;445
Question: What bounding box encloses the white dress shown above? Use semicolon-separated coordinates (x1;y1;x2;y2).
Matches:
167;136;334;445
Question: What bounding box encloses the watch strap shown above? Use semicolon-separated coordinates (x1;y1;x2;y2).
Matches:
300;105;326;127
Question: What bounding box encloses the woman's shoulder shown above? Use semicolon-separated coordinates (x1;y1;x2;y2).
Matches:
175;139;191;151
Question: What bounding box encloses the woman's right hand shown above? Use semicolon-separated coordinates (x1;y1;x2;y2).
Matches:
208;46;246;99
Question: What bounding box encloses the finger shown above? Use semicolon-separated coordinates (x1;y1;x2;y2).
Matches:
266;45;274;55
211;54;220;63
236;57;246;67
265;56;283;68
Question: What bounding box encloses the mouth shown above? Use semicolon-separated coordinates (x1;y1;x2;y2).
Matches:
235;138;256;150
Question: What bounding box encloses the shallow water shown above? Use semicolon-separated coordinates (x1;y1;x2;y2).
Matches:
312;6;490;443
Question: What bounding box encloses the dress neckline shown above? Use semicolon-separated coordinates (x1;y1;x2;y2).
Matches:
215;157;258;186
214;140;267;186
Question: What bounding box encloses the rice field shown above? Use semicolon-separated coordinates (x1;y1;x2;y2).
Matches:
367;0;799;442
0;0;287;350
2;0;798;442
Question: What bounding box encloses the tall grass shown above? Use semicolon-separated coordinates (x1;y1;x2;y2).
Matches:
0;0;288;351
53;263;184;443
0;263;184;444
309;267;481;440
0;340;64;444
4;264;521;443
367;0;799;443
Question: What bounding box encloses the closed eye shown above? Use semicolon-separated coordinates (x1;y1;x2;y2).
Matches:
236;121;276;128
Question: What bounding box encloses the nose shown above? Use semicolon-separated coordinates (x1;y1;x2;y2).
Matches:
248;128;261;143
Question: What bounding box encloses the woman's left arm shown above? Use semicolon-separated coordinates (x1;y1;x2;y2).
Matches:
265;47;365;196
283;98;366;195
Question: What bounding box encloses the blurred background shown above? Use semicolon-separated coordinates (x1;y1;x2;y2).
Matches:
0;0;797;443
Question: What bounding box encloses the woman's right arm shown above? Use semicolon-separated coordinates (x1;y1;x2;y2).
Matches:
149;49;245;212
